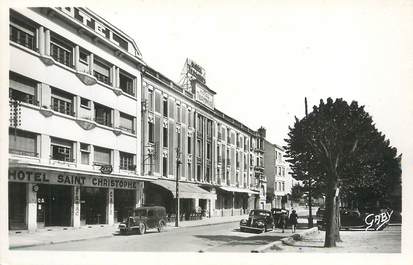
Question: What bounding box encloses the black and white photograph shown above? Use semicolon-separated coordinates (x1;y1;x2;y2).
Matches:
1;1;412;265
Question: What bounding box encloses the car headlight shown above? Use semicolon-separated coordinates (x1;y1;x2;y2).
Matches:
256;221;264;227
240;219;247;225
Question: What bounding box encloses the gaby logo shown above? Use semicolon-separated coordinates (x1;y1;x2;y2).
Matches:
364;210;393;231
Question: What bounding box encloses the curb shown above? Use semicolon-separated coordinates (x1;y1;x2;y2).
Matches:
251;227;318;253
10;218;243;249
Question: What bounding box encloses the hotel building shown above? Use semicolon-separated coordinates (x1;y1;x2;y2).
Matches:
8;7;268;231
8;7;151;231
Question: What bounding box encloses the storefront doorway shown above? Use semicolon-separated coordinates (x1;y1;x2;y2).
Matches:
37;185;72;227
9;182;27;230
80;187;107;225
114;189;135;222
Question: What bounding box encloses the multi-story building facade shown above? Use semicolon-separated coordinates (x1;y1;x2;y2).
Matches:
264;141;290;209
8;8;268;231
8;7;153;231
141;62;267;219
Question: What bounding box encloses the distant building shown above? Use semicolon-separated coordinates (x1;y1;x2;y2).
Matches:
264;141;293;209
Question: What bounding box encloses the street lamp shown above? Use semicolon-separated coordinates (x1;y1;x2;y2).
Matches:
175;147;182;227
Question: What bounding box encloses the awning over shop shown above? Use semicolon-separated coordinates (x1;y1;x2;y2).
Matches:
218;186;259;194
151;179;217;200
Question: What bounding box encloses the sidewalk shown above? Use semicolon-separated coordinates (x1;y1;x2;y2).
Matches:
9;215;247;249
269;225;401;253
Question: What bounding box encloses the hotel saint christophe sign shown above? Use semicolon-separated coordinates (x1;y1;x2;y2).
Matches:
9;169;139;190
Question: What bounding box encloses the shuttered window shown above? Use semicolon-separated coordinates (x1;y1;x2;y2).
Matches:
9;128;37;157
94;146;111;165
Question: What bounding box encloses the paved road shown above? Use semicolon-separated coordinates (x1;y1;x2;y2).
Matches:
20;221;285;252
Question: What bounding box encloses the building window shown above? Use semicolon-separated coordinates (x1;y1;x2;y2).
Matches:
51;88;74;116
148;90;154;112
119;71;135;96
9;128;38;157
94;146;111;165
79;49;89;65
155;92;161;113
9;72;38;106
176;105;181;123
51;137;74;162
94;103;112;127
197;164;201;181
282;182;285;192
163;127;168;147
162;157;167;177
206;143;211;159
80;143;90;165
177;132;181;149
187;163;191;180
188;110;193;127
119;112;135;134
163;98;168;117
187;136;192;154
10;15;36;51
120;152;135;171
93;59;111;85
50;35;73;68
197;139;202;158
80;97;91;109
148;121;154;143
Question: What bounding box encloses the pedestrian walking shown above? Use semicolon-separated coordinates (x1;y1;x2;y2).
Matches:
290;210;298;233
279;210;287;233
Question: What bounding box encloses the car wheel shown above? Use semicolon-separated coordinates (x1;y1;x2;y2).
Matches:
138;223;146;235
158;221;165;232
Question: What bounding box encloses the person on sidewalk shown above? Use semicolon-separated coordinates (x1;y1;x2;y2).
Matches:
279;210;287;233
290;210;298;233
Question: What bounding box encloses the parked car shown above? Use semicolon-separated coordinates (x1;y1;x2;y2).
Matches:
240;209;274;233
118;206;167;235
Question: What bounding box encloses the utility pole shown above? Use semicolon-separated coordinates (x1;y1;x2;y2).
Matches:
305;97;313;228
175;147;181;227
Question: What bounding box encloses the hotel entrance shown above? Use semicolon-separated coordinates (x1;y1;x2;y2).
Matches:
80;187;107;225
37;184;72;227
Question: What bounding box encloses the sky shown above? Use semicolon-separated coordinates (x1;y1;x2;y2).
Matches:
93;0;413;158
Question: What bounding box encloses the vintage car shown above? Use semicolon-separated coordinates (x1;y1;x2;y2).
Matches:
118;206;167;235
317;208;393;231
240;209;274;233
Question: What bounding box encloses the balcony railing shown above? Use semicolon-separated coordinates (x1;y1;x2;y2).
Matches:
93;71;111;85
51;156;75;162
95;116;112;127
50;42;73;68
9;149;38;157
120;164;136;171
10;25;36;51
9;94;39;106
118;126;135;134
50;101;75;116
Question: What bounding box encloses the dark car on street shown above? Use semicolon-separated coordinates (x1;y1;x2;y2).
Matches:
240;209;274;233
118;206;167;235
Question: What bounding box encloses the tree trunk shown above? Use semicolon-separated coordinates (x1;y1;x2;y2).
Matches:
335;196;342;242
324;181;337;247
